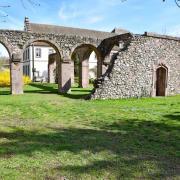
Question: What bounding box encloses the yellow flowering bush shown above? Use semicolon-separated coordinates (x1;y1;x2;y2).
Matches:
0;69;31;87
23;75;32;85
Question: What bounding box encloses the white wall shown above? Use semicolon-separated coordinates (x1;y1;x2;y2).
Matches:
23;45;55;81
89;51;97;79
0;44;9;57
23;46;98;82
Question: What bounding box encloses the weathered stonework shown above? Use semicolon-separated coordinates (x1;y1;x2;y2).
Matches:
0;18;179;98
0;19;130;94
91;35;180;99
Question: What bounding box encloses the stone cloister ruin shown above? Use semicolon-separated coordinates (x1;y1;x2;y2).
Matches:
0;17;179;99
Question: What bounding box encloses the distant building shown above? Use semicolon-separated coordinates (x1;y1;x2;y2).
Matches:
23;42;98;82
23;42;55;81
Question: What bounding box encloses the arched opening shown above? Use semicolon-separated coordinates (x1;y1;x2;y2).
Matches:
71;44;101;90
23;40;61;94
0;43;11;95
156;66;168;96
104;41;125;69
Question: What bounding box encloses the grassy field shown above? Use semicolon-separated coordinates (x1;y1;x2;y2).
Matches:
0;83;179;180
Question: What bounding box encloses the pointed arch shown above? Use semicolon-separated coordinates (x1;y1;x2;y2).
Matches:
156;64;168;96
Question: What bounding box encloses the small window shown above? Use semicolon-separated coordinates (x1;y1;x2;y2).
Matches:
23;66;25;75
23;52;25;61
36;48;41;58
24;50;27;60
26;65;29;76
27;48;30;60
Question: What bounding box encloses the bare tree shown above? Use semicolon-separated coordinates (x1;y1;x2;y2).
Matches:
162;0;179;7
0;0;40;22
0;5;10;23
174;0;180;7
122;0;180;8
20;0;40;9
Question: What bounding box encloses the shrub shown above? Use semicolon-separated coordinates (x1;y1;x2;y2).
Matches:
0;69;31;87
0;70;10;87
23;75;32;85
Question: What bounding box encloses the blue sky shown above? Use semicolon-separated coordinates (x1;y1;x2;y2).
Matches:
0;0;180;56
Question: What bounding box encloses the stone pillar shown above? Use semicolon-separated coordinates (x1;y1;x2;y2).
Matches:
11;54;23;95
58;60;72;93
48;54;56;83
80;59;89;88
97;60;109;78
97;60;102;78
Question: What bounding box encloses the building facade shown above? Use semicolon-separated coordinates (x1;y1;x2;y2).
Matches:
23;43;98;83
23;42;55;81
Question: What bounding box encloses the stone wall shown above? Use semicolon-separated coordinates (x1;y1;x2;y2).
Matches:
91;35;180;99
0;30;101;59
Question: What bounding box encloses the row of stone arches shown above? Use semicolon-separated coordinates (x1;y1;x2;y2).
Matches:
0;39;105;95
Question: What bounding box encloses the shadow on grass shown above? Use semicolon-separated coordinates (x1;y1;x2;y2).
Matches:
0;88;10;95
62;89;93;100
25;83;93;99
0;118;179;178
164;112;180;121
24;83;59;94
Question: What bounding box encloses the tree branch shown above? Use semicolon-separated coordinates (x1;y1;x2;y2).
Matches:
0;0;40;23
175;0;180;8
20;0;40;9
163;0;180;7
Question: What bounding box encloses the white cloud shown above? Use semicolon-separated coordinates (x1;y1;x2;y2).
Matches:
86;16;103;24
58;3;81;21
58;2;104;25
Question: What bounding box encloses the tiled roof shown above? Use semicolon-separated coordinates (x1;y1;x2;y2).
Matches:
28;22;123;39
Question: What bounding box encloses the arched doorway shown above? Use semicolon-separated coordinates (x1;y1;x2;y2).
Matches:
71;44;101;89
0;43;11;95
156;66;168;96
23;40;62;94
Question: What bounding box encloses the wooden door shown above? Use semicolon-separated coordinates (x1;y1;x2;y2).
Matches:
156;67;167;96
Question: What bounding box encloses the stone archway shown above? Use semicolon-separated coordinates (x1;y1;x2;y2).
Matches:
22;39;62;93
156;66;168;96
71;44;102;88
0;39;22;95
0;42;11;94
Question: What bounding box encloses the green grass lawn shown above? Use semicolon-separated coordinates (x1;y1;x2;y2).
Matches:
0;83;179;180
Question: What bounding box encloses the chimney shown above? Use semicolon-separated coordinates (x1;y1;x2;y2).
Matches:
24;17;31;32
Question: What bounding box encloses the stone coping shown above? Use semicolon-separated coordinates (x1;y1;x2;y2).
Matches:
143;32;180;41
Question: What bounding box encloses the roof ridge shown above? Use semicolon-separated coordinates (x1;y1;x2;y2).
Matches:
29;22;113;34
